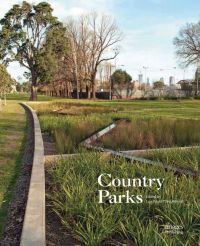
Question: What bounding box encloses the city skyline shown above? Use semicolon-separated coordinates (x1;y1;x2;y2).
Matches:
0;0;200;83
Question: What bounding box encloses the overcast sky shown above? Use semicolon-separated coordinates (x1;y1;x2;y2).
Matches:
1;0;200;84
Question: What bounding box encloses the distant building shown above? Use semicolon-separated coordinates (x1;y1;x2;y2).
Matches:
160;77;164;83
138;74;143;84
195;66;200;81
147;77;150;85
133;80;140;89
169;76;175;86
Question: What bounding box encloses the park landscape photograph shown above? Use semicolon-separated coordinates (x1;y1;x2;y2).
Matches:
0;0;200;245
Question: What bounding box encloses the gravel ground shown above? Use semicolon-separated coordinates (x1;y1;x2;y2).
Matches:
0;106;34;246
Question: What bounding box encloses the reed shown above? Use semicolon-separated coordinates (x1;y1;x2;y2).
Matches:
147;147;200;173
39;114;112;153
100;118;200;151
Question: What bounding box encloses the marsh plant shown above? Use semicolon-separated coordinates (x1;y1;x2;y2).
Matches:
147;147;200;173
100;118;200;151
38;114;112;153
30;101;200;154
30;101;119;115
30;102;118;153
48;151;200;246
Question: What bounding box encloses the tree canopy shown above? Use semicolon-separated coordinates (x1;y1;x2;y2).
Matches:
174;21;200;67
37;24;69;84
0;4;122;100
0;64;13;95
0;1;61;100
65;13;122;99
153;81;165;89
111;69;132;84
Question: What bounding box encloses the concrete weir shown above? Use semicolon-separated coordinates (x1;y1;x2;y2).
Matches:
20;103;45;246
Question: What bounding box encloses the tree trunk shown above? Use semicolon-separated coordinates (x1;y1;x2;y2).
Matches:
29;70;38;101
80;88;83;99
29;85;38;101
76;86;79;99
91;82;96;99
4;93;6;106
67;83;70;98
91;72;97;99
86;85;91;99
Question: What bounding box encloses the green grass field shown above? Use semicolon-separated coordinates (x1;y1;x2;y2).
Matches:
6;93;57;101
0;101;26;237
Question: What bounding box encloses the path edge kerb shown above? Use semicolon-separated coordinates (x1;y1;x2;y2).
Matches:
20;102;45;246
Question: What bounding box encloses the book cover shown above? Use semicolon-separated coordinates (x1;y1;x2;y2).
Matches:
0;1;199;246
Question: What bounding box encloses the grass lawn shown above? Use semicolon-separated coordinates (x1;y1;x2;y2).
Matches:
6;93;57;101
31;98;200;119
0;101;26;237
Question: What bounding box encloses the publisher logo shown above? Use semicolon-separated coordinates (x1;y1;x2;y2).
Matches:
163;224;183;235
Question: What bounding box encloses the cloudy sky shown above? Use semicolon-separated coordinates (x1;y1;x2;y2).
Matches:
1;0;200;84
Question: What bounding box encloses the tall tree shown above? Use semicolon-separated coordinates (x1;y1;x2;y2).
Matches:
0;1;59;100
111;69;132;98
65;13;122;99
0;64;13;105
174;22;200;67
87;13;122;99
65;17;82;99
153;81;165;89
111;69;132;84
38;23;69;85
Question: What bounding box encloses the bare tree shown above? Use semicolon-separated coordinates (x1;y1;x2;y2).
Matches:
174;22;200;67
87;13;122;98
65;16;89;98
65;12;122;99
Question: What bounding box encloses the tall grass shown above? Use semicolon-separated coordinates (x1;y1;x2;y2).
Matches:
100;119;200;151
48;151;200;245
29;102;119;115
39;114;112;153
147;147;200;173
30;101;200;155
30;102;122;153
